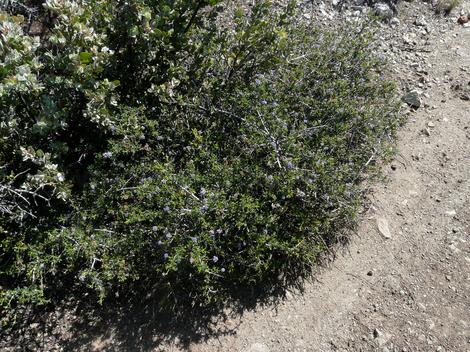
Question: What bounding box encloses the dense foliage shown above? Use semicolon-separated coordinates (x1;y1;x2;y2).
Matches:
0;0;400;324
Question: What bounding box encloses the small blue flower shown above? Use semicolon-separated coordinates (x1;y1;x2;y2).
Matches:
156;135;163;141
152;225;158;232
191;236;198;243
220;267;226;273
287;161;293;169
103;151;113;159
157;240;163;246
163;205;170;212
200;188;206;196
216;229;223;234
212;255;218;263
165;233;172;239
163;253;169;260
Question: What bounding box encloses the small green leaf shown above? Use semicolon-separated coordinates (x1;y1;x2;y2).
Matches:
79;52;93;64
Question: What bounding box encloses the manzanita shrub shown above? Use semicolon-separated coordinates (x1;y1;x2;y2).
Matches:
0;0;400;324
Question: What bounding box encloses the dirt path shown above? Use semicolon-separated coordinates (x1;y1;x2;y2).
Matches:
171;7;470;352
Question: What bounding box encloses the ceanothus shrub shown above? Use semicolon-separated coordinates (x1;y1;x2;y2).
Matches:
0;0;400;323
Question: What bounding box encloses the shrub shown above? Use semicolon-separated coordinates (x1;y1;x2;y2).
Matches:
0;0;400;324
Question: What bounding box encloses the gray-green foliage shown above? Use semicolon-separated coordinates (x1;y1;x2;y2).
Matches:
0;0;400;325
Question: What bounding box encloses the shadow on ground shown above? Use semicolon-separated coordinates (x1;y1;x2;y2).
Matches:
54;267;312;351
2;224;358;351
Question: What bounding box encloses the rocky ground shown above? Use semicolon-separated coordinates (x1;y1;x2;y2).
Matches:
2;0;470;351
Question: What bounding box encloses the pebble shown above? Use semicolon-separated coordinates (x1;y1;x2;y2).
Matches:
390;17;400;26
377;217;392;239
403;90;421;108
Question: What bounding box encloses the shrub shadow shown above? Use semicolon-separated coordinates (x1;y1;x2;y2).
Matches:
2;229;357;352
57;263;314;351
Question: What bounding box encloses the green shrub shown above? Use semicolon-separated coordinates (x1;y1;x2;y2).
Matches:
0;0;400;324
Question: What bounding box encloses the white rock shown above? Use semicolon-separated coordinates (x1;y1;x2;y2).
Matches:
377;217;392;239
390;17;400;26
445;210;456;216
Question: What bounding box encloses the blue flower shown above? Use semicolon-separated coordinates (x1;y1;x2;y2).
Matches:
103;151;113;159
191;236;198;243
212;255;218;263
152;225;158;232
163;253;169;260
220;267;226;273
287;161;293;169
163;205;170;212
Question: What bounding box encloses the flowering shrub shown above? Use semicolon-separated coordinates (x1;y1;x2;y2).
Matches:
0;0;400;324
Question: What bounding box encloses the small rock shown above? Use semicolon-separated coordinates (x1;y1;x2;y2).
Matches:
457;14;469;25
403;90;421;109
367;270;373;276
29;323;40;330
427;121;435;128
391;163;397;170
374;3;394;19
445;210;456;216
414;17;427;27
390;17;400;26
377;217;392;239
